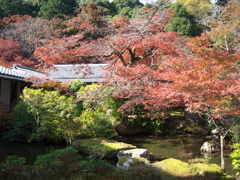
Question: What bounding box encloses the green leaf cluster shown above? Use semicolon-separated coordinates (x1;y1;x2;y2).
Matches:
0;0;36;18
34;146;80;167
164;2;203;36
1;102;35;141
0;155;27;178
38;0;69;20
69;79;86;93
230;143;240;177
1;155;26;168
5;83;122;143
18;87;81;143
78;157;111;173
77;84;122;138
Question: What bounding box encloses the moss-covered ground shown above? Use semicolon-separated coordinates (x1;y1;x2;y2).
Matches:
72;137;136;158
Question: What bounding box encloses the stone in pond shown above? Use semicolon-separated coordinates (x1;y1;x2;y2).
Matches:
117;148;149;159
200;139;219;153
116;156;150;170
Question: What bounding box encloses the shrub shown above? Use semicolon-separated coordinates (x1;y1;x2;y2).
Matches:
78;156;111;175
230;143;240;177
1;102;35;141
34;146;81;167
19;88;81;144
0;155;27;179
69;79;86;93
78;109;119;138
77;84;122;138
34;146;82;179
230;122;240;143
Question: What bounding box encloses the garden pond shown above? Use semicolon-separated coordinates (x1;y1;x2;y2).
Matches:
0;134;237;176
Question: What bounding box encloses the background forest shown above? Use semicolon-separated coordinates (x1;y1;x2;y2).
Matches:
0;0;240;177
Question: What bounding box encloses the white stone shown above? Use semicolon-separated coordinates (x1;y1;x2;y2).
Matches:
200;140;219;153
117;148;149;160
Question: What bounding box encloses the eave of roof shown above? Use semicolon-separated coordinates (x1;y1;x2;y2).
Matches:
0;66;25;81
11;64;44;78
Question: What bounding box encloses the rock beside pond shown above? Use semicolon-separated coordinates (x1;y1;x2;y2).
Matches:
200;139;219;153
72;137;136;159
211;129;219;135
117;148;149;159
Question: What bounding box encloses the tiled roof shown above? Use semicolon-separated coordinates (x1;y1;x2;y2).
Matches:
0;65;25;81
11;64;44;78
48;64;110;83
0;64;111;83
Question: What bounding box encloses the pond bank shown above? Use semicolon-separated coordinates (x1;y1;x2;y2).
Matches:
0;134;237;176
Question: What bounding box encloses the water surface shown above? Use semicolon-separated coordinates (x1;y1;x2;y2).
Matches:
0;135;237;176
121;134;237;176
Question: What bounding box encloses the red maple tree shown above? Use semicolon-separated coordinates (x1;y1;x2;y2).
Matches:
110;34;240;169
0;39;35;67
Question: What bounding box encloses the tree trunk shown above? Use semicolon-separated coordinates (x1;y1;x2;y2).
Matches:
220;135;225;170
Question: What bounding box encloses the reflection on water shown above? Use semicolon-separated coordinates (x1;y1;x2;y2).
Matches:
120;134;237;176
0;141;66;165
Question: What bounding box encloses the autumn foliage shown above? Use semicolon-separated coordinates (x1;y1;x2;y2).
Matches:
0;1;239;120
0;39;34;67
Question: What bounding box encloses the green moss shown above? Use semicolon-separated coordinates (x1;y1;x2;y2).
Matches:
223;175;237;180
129;157;149;166
118;156;130;165
188;158;210;164
132;157;149;163
118;156;149;167
73;137;136;158
152;158;226;180
152;158;192;177
191;163;223;178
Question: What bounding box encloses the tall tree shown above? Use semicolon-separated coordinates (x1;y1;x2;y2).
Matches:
209;0;240;53
177;0;213;21
38;0;69;20
33;10;172;69
0;0;35;17
164;2;202;36
25;0;46;6
0;39;35;67
109;34;239;169
0;15;64;56
111;0;143;18
178;35;240;169
111;0;143;11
